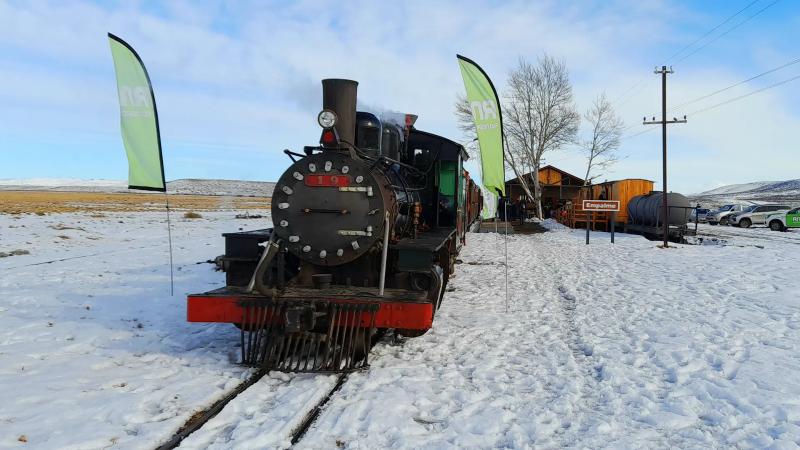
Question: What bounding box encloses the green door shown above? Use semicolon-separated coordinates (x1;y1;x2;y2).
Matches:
788;208;800;228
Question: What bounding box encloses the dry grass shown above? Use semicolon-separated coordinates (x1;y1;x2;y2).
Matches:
183;211;203;219
0;191;271;214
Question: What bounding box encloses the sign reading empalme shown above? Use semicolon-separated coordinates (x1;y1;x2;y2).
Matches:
582;200;621;212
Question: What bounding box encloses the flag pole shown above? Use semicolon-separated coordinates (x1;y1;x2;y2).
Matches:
108;33;173;295
457;54;508;312
504;202;509;313
165;192;174;296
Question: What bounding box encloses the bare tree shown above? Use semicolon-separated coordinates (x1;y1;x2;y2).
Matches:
504;55;580;218
453;93;479;159
582;93;623;185
453;93;536;204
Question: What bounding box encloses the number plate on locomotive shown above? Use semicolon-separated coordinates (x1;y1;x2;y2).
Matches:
305;175;351;187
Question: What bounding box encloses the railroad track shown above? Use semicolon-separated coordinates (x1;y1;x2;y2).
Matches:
156;337;385;449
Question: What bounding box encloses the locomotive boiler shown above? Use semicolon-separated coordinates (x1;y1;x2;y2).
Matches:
187;79;482;372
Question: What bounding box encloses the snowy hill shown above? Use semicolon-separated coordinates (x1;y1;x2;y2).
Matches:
0;178;275;197
167;179;275;197
697;181;780;196
694;178;800;204
0;178;127;191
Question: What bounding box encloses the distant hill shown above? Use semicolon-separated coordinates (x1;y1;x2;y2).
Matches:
697;181;780;196
168;179;275;197
0;178;275;197
694;179;800;204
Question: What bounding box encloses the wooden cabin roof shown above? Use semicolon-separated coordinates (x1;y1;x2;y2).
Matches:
594;177;655;185
505;165;584;186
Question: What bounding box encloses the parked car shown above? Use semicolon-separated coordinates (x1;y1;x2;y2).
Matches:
705;204;747;225
728;204;791;228
689;208;710;223
766;207;800;231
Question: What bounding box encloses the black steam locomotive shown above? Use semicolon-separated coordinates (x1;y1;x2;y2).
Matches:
188;79;482;372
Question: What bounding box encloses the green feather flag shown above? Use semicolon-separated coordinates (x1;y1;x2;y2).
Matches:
457;54;505;200
108;33;166;191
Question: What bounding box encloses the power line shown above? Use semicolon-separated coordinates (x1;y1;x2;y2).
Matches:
612;0;773;109
625;72;800;135
673;0;781;64
663;0;760;64
654;56;800;115
688;72;800;116
620;126;658;141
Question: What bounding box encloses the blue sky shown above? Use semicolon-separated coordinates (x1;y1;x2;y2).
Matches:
0;0;798;193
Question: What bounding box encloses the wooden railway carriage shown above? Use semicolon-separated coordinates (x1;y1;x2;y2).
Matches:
464;172;482;234
187;79;479;373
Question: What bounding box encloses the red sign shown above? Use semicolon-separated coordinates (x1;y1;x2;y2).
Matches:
305;175;351;187
582;200;620;212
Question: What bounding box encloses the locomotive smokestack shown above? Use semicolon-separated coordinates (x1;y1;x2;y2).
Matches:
321;79;358;147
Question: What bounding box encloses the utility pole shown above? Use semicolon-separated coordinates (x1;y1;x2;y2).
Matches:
643;66;686;248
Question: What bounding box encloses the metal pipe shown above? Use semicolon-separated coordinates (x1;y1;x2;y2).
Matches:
322;79;358;147
378;213;390;296
246;234;282;294
661;66;669;248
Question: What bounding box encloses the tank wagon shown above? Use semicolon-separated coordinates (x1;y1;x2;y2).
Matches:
187;79;481;373
625;191;695;242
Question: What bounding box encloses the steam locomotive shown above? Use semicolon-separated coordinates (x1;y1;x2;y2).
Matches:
187;79;482;372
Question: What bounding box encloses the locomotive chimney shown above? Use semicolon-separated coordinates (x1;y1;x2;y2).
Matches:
321;79;358;147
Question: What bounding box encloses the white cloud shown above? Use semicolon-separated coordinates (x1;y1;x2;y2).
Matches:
0;0;796;190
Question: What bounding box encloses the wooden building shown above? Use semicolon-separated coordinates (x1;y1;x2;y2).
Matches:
505;165;584;217
578;179;654;224
504;165;654;229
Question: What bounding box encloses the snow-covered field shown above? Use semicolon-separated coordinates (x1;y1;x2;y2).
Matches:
2;212;800;449
0;211;266;449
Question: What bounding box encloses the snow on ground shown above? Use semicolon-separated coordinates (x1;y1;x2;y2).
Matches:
692;222;800;249
177;373;339;449
0;210;271;449
2;212;800;449
297;222;800;449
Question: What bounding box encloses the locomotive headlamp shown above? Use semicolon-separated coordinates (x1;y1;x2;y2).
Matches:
317;110;337;128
